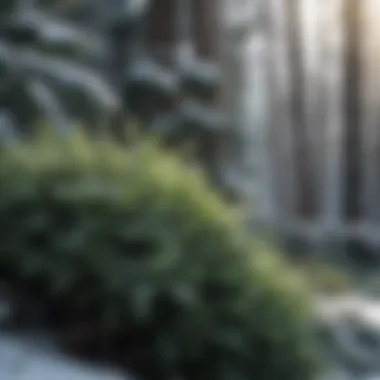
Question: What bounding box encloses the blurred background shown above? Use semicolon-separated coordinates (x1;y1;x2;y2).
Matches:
3;0;380;258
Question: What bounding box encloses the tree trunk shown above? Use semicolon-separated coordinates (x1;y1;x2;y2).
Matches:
285;0;316;218
145;0;177;64
342;0;362;220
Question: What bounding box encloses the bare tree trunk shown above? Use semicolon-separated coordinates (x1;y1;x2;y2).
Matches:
145;0;177;58
359;0;380;222
191;0;225;191
320;0;345;227
192;0;219;60
285;0;316;218
264;0;298;220
342;0;362;221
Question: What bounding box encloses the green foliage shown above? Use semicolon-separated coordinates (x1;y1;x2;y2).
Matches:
0;129;323;380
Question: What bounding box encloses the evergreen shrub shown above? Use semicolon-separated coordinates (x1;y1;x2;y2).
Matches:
0;128;323;380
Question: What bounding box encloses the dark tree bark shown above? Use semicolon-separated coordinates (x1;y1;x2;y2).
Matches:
190;0;226;191
145;0;177;64
192;0;219;61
